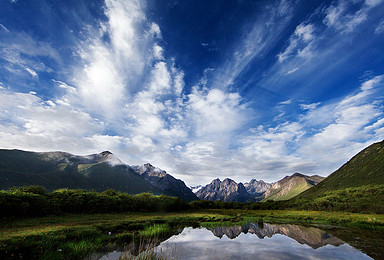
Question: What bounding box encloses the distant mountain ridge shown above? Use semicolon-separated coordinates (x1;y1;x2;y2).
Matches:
0;149;160;194
263;173;324;201
0;148;330;202
131;163;198;202
196;178;253;202
194;173;324;202
244;179;272;196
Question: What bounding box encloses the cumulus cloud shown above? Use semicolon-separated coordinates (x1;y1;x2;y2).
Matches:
186;88;247;137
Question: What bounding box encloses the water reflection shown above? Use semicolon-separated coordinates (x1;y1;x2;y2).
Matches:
156;223;372;260
207;223;344;249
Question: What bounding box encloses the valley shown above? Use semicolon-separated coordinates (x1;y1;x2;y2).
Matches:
1;140;384;259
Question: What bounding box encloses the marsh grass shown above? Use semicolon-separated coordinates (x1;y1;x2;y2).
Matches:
139;224;171;237
120;236;174;260
1;210;384;259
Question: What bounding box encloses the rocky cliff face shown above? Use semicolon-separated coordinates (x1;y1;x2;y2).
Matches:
132;163;198;202
263;172;324;201
244;179;272;195
195;178;252;202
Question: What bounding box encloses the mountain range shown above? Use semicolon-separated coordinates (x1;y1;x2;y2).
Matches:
0;149;198;201
1;140;383;203
195;178;253;202
194;173;324;202
0;148;325;202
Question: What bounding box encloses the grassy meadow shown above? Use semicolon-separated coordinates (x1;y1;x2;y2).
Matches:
1;209;384;259
1;185;384;259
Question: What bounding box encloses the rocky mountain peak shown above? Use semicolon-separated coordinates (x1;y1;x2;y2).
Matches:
143;163;154;169
196;178;253;202
292;172;305;178
244;179;272;195
223;178;236;185
131;163;198;202
263;172;324;201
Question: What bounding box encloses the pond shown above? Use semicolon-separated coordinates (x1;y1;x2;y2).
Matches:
98;222;381;260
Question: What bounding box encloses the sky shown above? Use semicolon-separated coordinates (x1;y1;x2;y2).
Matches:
0;0;384;186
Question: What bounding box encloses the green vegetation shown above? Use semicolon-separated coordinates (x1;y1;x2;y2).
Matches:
300;140;384;197
287;184;384;213
1;140;384;258
1;210;383;259
0;149;160;194
0;186;188;218
0;212;237;259
190;184;384;214
264;178;313;201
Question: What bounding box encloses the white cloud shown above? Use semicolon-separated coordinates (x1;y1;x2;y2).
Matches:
279;99;292;105
25;67;38;78
209;0;295;90
187;88;247;137
149;22;162;39
375;19;384;34
286;67;299;75
323;0;382;33
297;75;384;174
278;23;315;62
300;102;321;110
153;44;164;60
0;90;104;154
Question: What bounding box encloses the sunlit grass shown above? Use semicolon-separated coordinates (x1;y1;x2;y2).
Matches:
1;210;384;259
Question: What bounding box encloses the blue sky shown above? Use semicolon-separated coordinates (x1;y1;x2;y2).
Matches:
0;0;384;185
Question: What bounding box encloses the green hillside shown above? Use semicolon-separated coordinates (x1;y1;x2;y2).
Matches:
265;178;313;201
299;140;384;198
262;173;324;201
287;140;384;213
0;149;160;194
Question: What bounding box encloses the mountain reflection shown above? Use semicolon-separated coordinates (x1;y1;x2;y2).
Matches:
207;223;344;249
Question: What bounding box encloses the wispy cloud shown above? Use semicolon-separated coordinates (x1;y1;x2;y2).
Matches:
375;19;384;34
25;67;38;78
300;102;321;110
278;23;315;62
209;0;295;90
286;67;299;75
0;24;9;33
323;0;383;33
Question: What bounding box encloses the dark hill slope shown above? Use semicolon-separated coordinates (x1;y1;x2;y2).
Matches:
132;163;198;202
0;149;160;194
299;140;384;198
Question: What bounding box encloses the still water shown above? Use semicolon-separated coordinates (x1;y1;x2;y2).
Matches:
156;223;371;260
99;223;377;260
